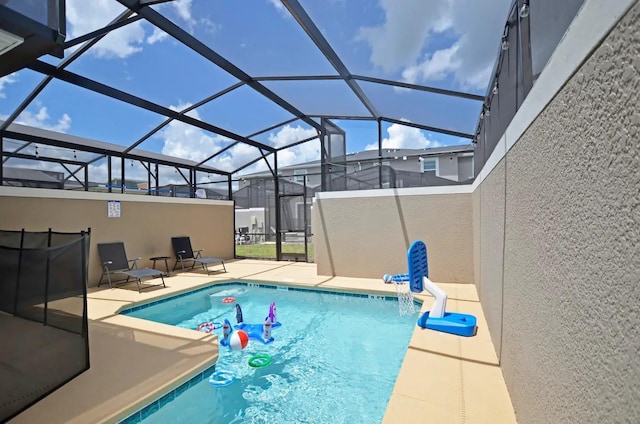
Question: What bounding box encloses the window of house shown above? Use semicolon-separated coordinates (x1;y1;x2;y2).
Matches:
422;159;437;173
293;169;307;183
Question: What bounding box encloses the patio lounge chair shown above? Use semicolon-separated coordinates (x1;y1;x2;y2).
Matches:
97;242;166;293
171;236;226;275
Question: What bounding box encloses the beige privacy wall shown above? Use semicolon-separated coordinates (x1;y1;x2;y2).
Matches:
0;187;234;286
314;187;474;282
473;2;640;423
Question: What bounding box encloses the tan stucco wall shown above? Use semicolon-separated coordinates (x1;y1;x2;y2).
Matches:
478;159;506;356
473;2;640;423
0;187;234;286
314;188;474;282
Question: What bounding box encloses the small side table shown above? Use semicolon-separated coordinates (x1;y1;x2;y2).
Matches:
150;256;171;276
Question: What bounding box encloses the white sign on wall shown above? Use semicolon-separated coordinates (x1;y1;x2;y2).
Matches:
107;200;121;218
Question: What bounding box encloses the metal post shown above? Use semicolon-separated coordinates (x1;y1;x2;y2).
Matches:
13;229;25;315
377;119;383;189
84;165;89;191
81;229;90;367
320;128;327;191
190;168;195;198
0;136;3;185
303;176;308;262
519;0;534;97
120;157;125;193
107;155;112;193
274;151;282;261
147;162;152;195
43;228;52;326
155;163;159;196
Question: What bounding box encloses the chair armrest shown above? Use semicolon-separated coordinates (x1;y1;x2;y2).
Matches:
194;249;204;258
102;260;113;271
128;257;141;269
177;250;186;259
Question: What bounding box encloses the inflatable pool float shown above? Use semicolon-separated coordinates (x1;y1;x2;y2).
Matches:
196;322;221;333
232;303;280;344
235;322;274;344
209;370;235;387
248;354;272;368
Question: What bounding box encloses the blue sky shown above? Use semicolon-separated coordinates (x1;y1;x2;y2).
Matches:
0;0;512;180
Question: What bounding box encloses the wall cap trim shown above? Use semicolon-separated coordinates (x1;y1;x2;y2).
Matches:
0;186;233;206
316;185;473;200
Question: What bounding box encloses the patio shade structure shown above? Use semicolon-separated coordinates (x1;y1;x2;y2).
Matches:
0;0;490;184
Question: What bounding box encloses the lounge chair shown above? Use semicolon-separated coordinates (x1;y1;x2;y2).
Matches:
171;236;226;275
97;242;166;293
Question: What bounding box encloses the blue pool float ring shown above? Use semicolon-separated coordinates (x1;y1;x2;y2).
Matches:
208;370;235;387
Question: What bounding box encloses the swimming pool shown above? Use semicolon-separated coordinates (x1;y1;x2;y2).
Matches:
120;283;418;423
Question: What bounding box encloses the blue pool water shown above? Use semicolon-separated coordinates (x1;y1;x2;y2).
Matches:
121;283;418;424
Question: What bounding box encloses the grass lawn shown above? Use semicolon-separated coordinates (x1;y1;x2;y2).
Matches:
235;243;314;261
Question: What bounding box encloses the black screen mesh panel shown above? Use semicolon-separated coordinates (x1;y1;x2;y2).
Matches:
0;228;90;422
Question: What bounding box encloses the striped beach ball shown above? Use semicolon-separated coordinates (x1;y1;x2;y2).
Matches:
229;330;249;351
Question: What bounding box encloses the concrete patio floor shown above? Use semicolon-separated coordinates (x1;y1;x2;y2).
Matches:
9;259;516;424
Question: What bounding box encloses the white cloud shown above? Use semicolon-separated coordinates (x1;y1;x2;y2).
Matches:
364;122;441;150
356;0;512;90
66;0;197;57
0;73;18;98
355;0;451;74
268;0;289;17
161;121;230;163
402;43;460;84
157;105;319;176
147;27;169;45
16;107;71;133
173;0;195;24
66;0;145;58
265;125;319;169
268;125;318;149
159;103;259;173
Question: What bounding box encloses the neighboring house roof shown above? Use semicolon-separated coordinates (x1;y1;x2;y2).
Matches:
2;166;63;184
242;144;475;177
347;144;474;162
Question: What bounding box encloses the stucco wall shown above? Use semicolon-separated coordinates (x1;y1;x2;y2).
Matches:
478;159;506;355
314;187;474;282
474;2;640;422
0;187;234;286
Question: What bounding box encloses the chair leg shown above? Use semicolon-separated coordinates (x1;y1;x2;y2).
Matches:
136;278;142;293
221;261;226;272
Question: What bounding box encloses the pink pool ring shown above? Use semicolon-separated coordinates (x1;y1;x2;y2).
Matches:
222;297;236;304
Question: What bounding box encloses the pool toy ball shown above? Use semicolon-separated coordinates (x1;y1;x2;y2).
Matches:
383;274;393;283
229;330;249;351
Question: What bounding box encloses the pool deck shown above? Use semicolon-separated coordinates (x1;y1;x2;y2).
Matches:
9;259;516;424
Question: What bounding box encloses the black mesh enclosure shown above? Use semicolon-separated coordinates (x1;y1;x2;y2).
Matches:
320;119;347;192
0;228;90;423
474;0;585;174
